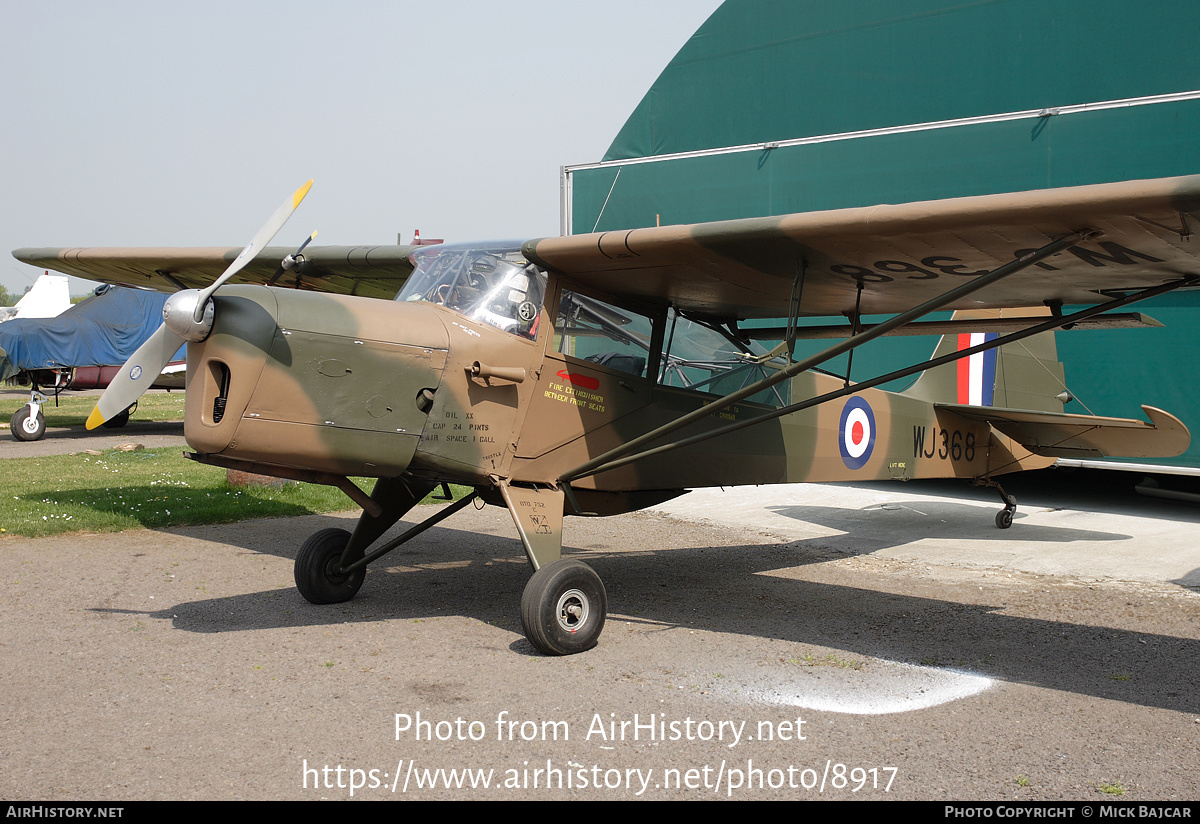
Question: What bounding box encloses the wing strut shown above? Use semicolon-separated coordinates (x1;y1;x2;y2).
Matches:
562;273;1198;481
558;229;1093;485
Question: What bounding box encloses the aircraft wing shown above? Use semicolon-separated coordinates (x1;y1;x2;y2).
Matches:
11;245;417;301
940;404;1190;459
524;175;1200;320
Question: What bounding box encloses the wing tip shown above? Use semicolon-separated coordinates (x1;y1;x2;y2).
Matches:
1141;405;1192;457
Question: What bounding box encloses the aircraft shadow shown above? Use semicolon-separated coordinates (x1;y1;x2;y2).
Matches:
764;501;1131;551
95;515;1200;715
5;419;184;443
845;467;1200;526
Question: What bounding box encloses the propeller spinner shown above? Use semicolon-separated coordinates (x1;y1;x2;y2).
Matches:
85;180;313;430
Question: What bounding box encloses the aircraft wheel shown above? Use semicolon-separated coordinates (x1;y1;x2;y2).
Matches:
102;409;131;429
520;559;606;656
11;406;46;441
294;528;365;604
995;509;1014;529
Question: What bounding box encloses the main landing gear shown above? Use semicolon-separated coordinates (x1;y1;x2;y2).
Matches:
290;476;602;656
8;394;133;442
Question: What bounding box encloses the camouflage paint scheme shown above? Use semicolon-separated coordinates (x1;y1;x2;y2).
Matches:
13;245;415;299
13;174;1196;654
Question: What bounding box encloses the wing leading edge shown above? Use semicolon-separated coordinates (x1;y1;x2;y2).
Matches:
525;175;1200;320
12;245;417;301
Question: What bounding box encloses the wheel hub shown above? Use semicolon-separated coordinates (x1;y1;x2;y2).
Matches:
323;555;350;586
556;588;589;632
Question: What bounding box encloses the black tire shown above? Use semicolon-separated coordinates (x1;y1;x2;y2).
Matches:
520;559;606;655
995;509;1014;529
11;406;46;441
294;528;365;604
102;409;131;429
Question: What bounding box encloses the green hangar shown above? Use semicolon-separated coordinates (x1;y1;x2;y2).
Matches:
563;0;1200;472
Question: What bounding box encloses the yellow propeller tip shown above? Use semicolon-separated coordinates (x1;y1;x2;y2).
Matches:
85;407;106;430
293;179;314;209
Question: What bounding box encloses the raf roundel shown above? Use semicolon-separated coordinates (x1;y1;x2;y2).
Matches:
838;396;876;470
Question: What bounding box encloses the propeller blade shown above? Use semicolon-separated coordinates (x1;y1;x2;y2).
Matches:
292;229;317;259
192;179;313;320
268;230;318;287
88;179;313;428
86;324;185;429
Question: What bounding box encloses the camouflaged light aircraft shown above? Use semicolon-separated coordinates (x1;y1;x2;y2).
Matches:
14;175;1199;655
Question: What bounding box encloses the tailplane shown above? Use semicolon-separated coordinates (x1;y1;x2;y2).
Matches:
903;308;1189;461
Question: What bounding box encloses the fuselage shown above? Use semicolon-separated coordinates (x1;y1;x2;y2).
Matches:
182;242;1051;514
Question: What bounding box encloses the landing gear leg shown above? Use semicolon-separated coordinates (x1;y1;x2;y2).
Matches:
499;481;606;655
293;475;439;605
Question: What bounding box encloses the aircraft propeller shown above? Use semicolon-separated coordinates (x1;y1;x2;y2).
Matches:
266;230;318;288
85;180;313;430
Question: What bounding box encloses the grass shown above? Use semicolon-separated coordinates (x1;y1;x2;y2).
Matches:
0;445;469;538
0;389;186;429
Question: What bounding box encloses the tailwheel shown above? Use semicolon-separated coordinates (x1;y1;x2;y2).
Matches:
520;559;606;656
294;528;365;604
994;484;1017;530
11;405;46;441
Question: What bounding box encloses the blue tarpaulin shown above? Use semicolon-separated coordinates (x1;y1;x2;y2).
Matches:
0;286;181;381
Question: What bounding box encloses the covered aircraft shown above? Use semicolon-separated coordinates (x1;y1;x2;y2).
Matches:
0;284;185;440
0;272;70;322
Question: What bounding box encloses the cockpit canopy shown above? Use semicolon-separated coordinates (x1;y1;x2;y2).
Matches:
397;242;547;340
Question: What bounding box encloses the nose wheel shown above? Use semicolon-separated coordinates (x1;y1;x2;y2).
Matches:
520;559;606;656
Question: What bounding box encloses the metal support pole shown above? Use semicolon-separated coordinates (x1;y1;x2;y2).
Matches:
337;491;480;574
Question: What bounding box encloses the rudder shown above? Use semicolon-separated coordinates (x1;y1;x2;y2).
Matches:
903;308;1068;413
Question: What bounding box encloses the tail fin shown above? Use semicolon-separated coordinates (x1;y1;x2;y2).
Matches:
903;308;1067;412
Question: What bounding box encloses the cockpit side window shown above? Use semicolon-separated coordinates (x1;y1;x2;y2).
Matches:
553;290;654;379
657;310;791;408
397;243;547;340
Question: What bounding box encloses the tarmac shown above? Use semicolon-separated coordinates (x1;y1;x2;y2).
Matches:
649;469;1200;593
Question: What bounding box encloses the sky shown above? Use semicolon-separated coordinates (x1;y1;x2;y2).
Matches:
0;1;724;296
